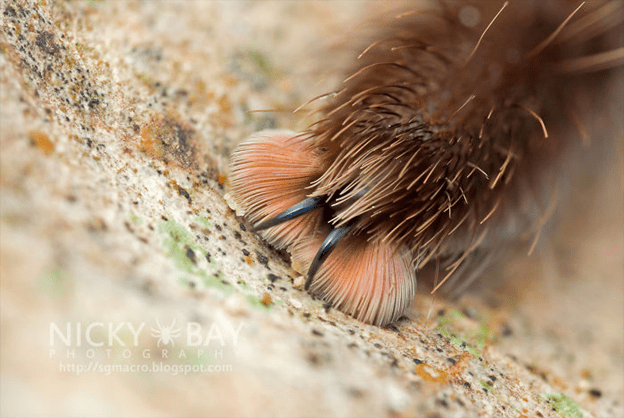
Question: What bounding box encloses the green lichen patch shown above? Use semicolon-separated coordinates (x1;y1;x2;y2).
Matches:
543;393;584;418
478;379;493;392
157;219;235;297
435;309;498;358
437;327;482;357
246;294;272;311
201;275;235;296
193;215;212;231
158;219;200;274
128;212;142;224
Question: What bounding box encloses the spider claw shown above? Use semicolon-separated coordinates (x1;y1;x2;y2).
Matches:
252;196;324;232
305;223;353;290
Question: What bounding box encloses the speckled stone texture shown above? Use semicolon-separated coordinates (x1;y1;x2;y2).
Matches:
1;1;622;417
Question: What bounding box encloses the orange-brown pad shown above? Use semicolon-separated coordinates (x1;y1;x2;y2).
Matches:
292;233;416;326
229;130;325;250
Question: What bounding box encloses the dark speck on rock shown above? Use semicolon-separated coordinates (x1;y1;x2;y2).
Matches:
413;358;423;365
256;251;268;266
215;224;222;231
307;353;320;366
242;248;250;256
267;274;280;283
142;280;155;296
177;186;191;203
501;323;513;337
447;357;456;365
205;252;212;263
348;388;364;398
239;223;246;231
185;246;196;264
311;329;323;337
435;398;449;408
588;389;602;398
462;307;479;320
36;31;59;55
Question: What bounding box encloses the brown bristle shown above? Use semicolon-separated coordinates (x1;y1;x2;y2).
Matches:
229;0;623;325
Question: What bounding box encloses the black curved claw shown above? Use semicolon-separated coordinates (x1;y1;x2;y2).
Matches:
252;196;323;232
305;223;353;290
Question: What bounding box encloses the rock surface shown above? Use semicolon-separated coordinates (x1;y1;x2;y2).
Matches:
1;1;622;417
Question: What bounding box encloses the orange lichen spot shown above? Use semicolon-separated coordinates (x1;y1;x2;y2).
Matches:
139;113;199;168
260;292;273;307
217;173;227;185
188;80;214;108
140;122;165;160
446;353;471;376
28;131;54;155
552;377;568;391
245;255;253;265
224;74;238;87
216;96;233;127
414;363;449;384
